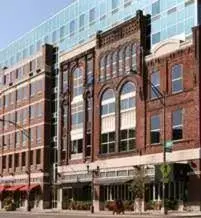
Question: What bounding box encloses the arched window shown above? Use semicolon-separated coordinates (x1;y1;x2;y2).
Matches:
106;53;112;80
101;89;115;116
73;67;83;97
112;51;118;77
120;82;136;152
99;56;105;81
101;89;115;154
131;44;137;71
119;47;124;76
125;45;131;73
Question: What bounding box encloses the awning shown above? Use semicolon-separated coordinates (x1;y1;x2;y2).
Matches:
5;185;24;191
0;186;5;192
19;184;40;191
95;177;132;185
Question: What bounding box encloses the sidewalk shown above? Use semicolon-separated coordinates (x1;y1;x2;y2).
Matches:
1;209;201;217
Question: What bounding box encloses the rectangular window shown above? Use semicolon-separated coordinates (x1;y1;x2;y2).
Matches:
172;65;183;93
36;126;42;142
16;132;21;145
152;32;160;45
79;14;85;30
2;156;6;169
172;109;183;140
70;20;75;36
89;8;96;24
71;139;83;154
151;71;160;99
8;155;12;168
101;132;115;154
30;83;35;96
15;153;19;167
119;129;136;152
30;105;35;119
112;0;119;10
36;150;41;164
30;150;33;166
152;0;160;16
22;152;26;166
150;115;160;144
60;26;65;39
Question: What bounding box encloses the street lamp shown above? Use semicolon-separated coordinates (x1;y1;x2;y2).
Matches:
87;164;100;214
130;68;167;215
0;118;31;212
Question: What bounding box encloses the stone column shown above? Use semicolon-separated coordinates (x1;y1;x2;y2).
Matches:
93;184;100;212
57;188;63;210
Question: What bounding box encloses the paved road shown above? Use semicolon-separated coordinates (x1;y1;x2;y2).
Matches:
0;212;201;218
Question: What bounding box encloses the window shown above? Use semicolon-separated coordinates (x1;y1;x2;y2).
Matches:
172;109;183;140
119;47;124;75
106;54;111;80
172;64;183;93
30;83;35;96
36;126;42;142
70;20;75;35
125;45;131;73
101;89;115;116
22;132;27;145
112;51;118;77
152;0;160;16
71;103;83;129
120;82;136;111
30;105;35;119
86;57;93;85
89;8;96;24
79;14;85;30
73;67;83;97
151;71;160;99
16;132;21;145
36;149;41;164
2;156;6;169
112;0;119;10
131;44;137;71
22;152;26;166
30;150;33;165
60;26;65;39
52;31;57;43
100;56;105;81
150;115;160;144
152;32;160;45
9;155;12;168
120;129;136;152
15;153;19;167
101;132;115;154
71;139;83;154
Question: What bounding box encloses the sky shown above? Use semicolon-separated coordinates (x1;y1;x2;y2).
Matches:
0;0;72;49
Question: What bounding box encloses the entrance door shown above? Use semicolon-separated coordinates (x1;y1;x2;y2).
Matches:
62;188;72;209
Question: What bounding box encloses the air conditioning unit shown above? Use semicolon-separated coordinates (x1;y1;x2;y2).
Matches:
36;68;41;73
53;136;57;142
9;82;13;86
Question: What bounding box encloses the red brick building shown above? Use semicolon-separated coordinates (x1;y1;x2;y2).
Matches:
57;10;201;212
0;44;54;210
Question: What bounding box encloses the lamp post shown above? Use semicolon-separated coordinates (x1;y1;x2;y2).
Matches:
87;165;100;214
0;118;31;212
130;68;167;214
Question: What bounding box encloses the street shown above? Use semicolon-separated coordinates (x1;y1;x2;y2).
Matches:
0;211;201;218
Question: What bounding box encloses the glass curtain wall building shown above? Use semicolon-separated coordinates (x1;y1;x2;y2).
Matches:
0;0;197;68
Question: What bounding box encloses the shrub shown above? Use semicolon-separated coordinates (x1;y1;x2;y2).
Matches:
123;200;134;211
3;197;16;211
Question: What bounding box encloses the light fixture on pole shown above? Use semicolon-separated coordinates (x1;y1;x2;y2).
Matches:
130;68;168;215
87;164;100;214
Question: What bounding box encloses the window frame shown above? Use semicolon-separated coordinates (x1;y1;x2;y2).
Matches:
150;114;160;144
172;109;183;141
171;64;183;94
150;70;160;99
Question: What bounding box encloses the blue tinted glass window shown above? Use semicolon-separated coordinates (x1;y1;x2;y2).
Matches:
60;26;65;39
70;20;75;35
89;8;96;23
112;0;119;9
52;31;57;43
79;14;85;29
152;32;160;44
152;0;160;16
